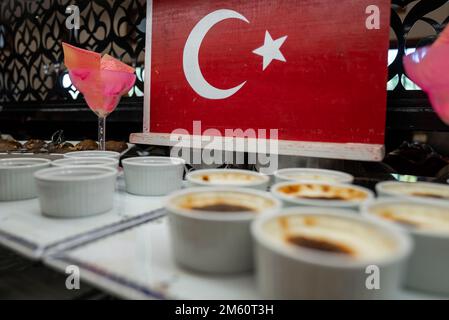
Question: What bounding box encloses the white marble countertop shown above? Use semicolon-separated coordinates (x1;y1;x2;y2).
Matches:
45;216;260;300
44;215;445;300
0;177;165;259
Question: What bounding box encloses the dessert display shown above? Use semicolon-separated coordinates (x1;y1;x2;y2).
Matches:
271;181;373;209
364;198;449;295
166;188;281;273
186;169;269;190
1;149;447;298
252;208;412;299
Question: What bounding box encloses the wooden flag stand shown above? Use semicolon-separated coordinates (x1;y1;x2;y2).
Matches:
130;0;390;161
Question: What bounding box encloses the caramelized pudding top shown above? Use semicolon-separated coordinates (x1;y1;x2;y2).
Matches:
283;174;340;183
190;203;255;212
285;235;354;256
369;203;449;233
190;171;265;186
277;184;368;201
262;214;398;261
172;191;277;214
381;182;449;200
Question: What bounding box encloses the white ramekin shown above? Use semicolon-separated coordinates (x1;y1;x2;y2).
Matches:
186;168;269;190
64;150;121;160
0;158;51;201
34;165;117;218
122;156;185;196
362;198;449;295
271;181;374;210
166;187;282;274
252;207;412;299
376;181;449;205
274;168;354;184
52;157;119;169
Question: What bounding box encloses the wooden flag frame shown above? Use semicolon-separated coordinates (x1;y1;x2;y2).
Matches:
130;0;388;161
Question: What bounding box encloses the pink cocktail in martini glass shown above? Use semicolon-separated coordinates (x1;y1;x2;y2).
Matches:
62;43;136;150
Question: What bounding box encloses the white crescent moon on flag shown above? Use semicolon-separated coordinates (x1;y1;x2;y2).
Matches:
183;9;249;100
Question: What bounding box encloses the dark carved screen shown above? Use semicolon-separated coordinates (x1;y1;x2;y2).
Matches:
0;0;146;103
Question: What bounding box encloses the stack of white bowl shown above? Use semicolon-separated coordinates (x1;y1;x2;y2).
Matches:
164;167;416;299
3;152;448;299
0;151;121;219
0;158;52;201
1;152;187;218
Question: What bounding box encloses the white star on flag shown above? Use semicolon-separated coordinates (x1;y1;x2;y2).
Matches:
253;31;288;71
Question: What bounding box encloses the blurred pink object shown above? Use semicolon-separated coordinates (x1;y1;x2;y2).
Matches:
403;26;449;125
63;43;136;117
62;43;136;150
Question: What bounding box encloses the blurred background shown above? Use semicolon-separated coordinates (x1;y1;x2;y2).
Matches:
0;0;448;178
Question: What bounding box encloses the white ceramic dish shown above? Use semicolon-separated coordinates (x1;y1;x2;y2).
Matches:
273;168;354;184
376;181;449;204
52;157;119;169
252;207;412;299
186;169;269;190
34;166;117;218
64;150;121;160
271;181;374;210
363;198;449;295
0;158;51;201
166;187;282;274
122;157;185;196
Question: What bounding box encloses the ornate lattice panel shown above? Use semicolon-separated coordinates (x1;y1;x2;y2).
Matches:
0;0;146;103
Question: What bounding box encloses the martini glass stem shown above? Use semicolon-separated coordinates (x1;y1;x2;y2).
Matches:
98;116;107;150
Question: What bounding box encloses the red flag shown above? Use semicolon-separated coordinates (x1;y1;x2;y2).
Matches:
149;0;390;144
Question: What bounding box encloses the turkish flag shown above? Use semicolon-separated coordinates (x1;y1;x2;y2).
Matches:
149;0;390;144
